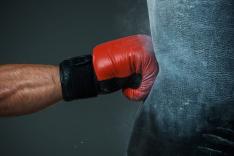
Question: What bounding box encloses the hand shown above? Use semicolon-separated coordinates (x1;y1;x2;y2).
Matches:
60;34;158;101
93;34;159;101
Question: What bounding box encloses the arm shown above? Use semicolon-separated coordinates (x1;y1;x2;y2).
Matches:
0;64;62;116
0;35;158;117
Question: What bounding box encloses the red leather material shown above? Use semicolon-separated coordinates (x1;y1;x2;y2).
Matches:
93;34;158;101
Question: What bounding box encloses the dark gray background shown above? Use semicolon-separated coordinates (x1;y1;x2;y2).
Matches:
0;0;149;156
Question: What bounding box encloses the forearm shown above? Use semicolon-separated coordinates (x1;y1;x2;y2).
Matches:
0;64;62;116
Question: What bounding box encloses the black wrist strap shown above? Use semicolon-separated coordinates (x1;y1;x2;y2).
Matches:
59;55;98;101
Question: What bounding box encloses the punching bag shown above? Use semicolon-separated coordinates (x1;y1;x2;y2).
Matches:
128;0;234;155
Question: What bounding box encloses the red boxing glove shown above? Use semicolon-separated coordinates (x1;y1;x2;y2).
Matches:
93;34;158;101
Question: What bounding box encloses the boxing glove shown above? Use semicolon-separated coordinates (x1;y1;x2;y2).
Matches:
60;34;158;101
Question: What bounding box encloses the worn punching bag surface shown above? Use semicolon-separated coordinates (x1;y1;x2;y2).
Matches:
128;0;234;155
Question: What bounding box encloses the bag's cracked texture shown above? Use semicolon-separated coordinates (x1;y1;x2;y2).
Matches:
128;0;234;155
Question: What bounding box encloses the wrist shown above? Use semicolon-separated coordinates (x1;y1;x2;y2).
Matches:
59;55;99;101
51;66;63;101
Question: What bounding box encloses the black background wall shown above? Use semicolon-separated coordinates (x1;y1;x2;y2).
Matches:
0;0;149;156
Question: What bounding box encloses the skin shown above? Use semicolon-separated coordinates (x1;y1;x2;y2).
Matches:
0;64;62;116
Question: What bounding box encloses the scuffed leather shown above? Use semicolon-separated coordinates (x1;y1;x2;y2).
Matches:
128;0;234;155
